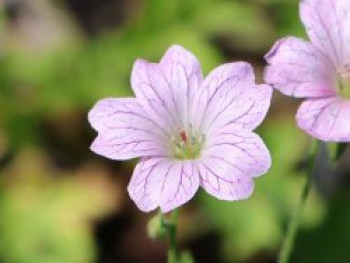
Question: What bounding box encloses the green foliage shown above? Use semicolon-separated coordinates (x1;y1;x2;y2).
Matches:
180;250;195;263
192;1;274;52
0;151;115;263
0;178;95;263
293;195;350;263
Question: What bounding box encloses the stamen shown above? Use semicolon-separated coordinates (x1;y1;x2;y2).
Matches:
171;125;204;160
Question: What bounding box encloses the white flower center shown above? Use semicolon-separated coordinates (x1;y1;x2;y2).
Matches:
171;125;205;160
337;65;350;99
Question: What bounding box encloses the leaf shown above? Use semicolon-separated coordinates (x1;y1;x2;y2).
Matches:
180;250;195;263
191;1;274;51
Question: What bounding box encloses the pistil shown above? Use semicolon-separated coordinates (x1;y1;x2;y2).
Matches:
337;76;350;99
337;66;350;99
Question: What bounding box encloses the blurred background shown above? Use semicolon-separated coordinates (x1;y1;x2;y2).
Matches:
1;0;350;262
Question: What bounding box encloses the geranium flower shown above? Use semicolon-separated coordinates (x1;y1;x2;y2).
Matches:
88;45;272;212
265;0;350;141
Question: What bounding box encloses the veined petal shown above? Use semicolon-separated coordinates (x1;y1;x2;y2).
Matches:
296;97;350;142
90;135;162;160
265;37;336;98
127;158;200;213
193;63;272;135
300;0;350;67
160;45;203;124
160;45;203;88
88;98;167;160
198;161;254;201
207;84;273;135
131;45;203;129
131;60;180;132
199;130;271;200
205;129;271;177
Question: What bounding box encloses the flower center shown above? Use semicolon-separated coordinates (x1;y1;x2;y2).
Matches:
337;65;350;99
171;125;205;160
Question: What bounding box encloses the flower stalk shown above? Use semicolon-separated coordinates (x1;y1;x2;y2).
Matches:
278;140;319;263
162;209;179;263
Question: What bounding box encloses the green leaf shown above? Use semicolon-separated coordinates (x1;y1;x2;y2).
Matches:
180;251;195;263
192;1;274;51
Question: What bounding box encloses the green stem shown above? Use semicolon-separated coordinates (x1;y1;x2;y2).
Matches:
162;209;179;263
278;140;320;263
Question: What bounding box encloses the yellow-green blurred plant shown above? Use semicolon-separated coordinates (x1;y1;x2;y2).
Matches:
0;150;118;263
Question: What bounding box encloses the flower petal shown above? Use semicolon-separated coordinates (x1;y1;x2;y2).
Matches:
160;45;203;90
193;62;272;135
199;130;271;200
205;129;271;177
160;45;203;124
90;135;162;160
296;97;350;142
265;37;336;98
127;158;200;212
198;161;253;201
88;98;167;160
131;45;203;129
300;0;350;67
131;60;179;132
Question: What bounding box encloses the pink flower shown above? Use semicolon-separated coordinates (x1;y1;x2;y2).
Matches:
265;0;350;142
88;45;272;212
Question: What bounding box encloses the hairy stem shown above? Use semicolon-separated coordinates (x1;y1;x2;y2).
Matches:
278;140;319;263
163;209;179;263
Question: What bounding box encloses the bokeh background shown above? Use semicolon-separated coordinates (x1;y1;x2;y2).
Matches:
1;0;350;262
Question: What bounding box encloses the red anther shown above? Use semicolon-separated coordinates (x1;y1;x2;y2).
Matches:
179;130;188;143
